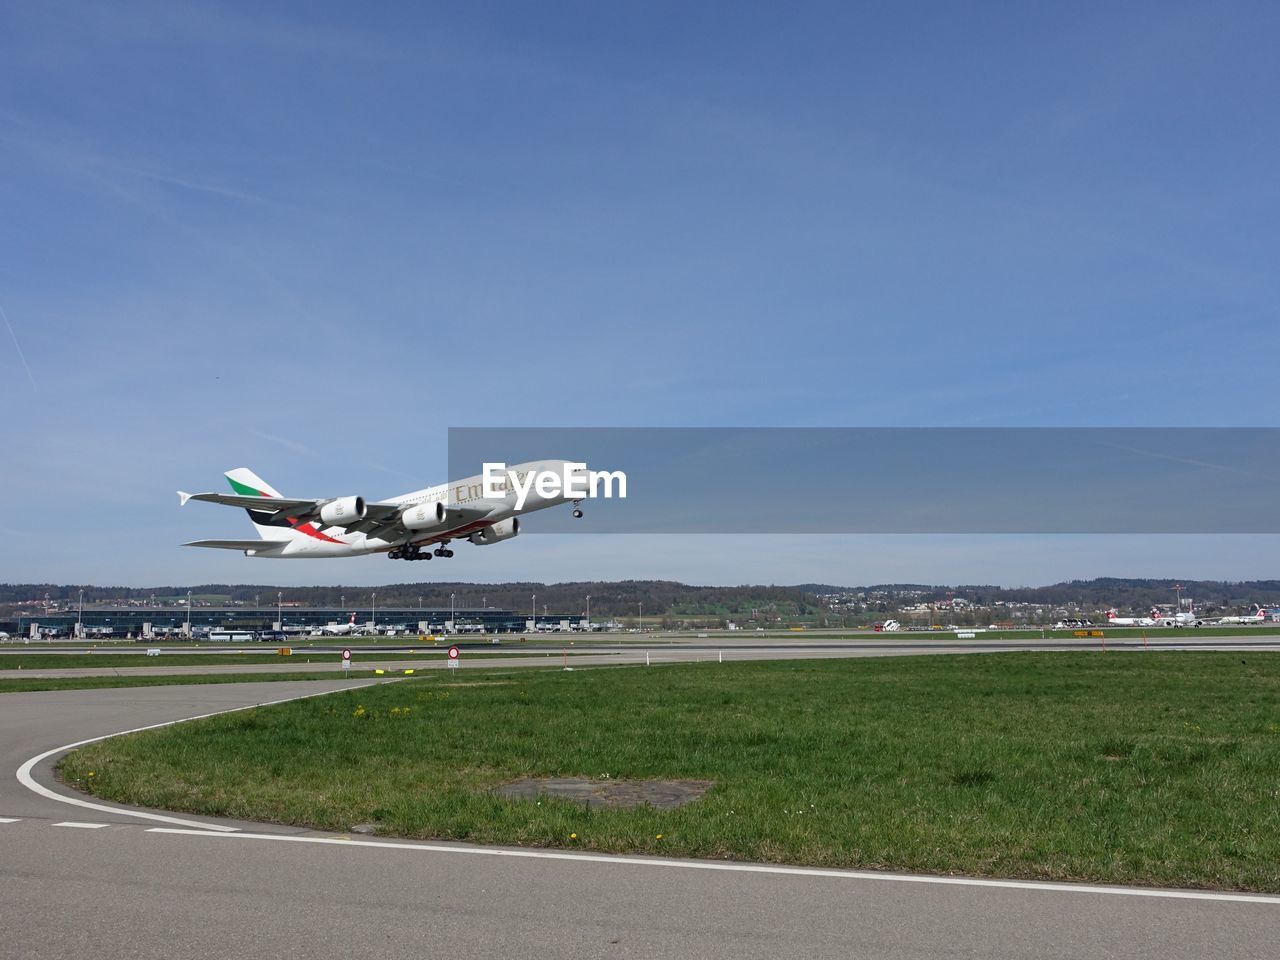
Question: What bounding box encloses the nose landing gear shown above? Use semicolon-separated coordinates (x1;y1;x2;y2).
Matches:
572;499;584;519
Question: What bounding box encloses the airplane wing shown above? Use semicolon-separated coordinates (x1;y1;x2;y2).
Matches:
178;488;508;540
335;502;405;536
178;490;403;533
339;500;505;537
179;491;322;516
183;539;287;553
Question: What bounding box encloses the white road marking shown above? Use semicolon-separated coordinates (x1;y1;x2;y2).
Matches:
55;821;109;829
146;828;1280;906
15;679;393;832
0;817;20;823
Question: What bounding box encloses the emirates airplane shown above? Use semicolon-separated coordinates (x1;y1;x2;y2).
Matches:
178;460;594;562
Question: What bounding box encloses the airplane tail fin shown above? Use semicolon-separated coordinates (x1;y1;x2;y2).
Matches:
224;468;301;543
225;467;284;499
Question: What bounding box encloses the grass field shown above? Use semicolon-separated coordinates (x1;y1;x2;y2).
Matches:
60;652;1280;890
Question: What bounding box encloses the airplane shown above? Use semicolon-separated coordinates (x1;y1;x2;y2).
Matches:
1216;605;1270;625
1105;610;1157;627
178;460;589;561
1150;603;1206;628
321;613;360;636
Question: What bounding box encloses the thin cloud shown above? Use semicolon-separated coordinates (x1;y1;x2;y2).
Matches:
249;430;314;457
110;164;296;211
0;300;36;388
1096;440;1269;480
367;462;425;485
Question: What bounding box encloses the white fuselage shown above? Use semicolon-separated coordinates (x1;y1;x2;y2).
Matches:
1219;610;1267;624
1105;612;1156;627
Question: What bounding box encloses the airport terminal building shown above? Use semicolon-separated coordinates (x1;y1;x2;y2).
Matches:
1;605;585;639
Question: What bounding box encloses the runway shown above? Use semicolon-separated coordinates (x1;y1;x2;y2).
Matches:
5;633;1280;680
3;679;1279;958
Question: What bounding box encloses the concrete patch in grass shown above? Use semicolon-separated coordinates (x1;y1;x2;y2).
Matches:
495;776;715;810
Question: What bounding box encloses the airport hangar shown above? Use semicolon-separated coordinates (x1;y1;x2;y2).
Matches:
0;604;585;639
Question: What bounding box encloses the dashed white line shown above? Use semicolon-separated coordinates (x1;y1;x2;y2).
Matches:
146;828;1280;906
55;821;109;829
0;817;20;824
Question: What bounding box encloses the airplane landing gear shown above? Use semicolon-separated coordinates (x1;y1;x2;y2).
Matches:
390;546;432;561
572;499;584;519
433;542;455;558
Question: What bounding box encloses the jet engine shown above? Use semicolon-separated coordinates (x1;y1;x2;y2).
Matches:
401;500;447;530
468;517;519;545
319;496;366;526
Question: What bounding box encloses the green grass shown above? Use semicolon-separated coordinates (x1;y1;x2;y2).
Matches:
60;653;1280;890
0;670;400;692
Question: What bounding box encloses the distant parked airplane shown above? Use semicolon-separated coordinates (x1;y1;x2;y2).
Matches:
1216;606;1270;625
320;613;360;636
1105;610;1156;627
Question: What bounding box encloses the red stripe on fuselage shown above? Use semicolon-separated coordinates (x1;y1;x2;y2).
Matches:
289;518;346;544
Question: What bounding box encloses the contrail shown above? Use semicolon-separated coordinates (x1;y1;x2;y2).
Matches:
1096;440;1267;480
0;299;35;387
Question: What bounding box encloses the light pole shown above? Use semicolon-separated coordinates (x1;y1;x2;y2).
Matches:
450;592;456;634
639;601;643;633
185;590;192;640
77;589;84;636
586;594;591;629
532;594;536;631
372;592;377;634
277;591;283;631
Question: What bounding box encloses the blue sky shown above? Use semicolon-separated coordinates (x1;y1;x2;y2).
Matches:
2;2;1278;587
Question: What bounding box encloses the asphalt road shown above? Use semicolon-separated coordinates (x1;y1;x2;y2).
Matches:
3;679;1280;958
